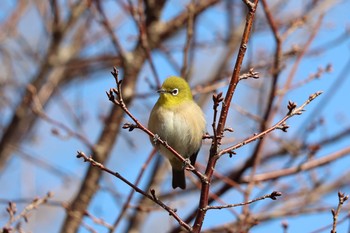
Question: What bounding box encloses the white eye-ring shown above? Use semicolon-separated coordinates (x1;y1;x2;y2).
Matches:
171;88;179;96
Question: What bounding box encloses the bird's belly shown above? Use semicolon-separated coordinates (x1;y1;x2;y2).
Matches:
155;109;193;159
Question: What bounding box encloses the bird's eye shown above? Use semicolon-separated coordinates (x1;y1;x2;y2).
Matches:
171;88;179;96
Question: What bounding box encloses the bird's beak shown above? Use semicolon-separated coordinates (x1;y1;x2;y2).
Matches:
157;89;167;94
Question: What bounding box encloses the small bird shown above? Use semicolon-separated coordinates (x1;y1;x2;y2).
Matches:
148;76;206;189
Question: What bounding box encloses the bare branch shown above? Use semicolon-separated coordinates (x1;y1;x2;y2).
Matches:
219;91;323;156
76;151;192;232
331;191;349;233
203;191;282;211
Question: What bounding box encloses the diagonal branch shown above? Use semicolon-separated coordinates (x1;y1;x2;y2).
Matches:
76;151;192;232
219;91;323;156
107;68;207;182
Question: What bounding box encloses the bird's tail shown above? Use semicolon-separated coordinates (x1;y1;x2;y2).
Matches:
172;169;186;189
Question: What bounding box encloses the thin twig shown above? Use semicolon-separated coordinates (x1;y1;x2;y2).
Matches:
276;14;324;111
331;191;349;233
276;64;332;95
127;0;161;87
219;91;323;156
192;69;259;95
311;212;350;233
93;0;126;57
203;191;282;211
27;84;94;149
4;192;53;228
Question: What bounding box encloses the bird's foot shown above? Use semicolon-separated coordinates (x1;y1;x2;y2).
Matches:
183;158;192;170
152;134;160;145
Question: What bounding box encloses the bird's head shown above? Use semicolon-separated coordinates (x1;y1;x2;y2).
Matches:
157;76;193;108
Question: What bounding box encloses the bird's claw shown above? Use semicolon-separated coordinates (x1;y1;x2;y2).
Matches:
152;134;160;145
183;158;192;170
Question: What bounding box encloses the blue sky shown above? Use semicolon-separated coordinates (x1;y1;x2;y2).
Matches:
1;0;350;232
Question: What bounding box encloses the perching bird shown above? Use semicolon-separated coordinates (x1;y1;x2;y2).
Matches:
148;76;206;189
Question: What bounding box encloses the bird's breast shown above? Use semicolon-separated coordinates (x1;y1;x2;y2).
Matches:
148;101;206;158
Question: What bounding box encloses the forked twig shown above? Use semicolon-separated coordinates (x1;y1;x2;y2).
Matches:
219;91;323;156
331;191;349;233
4;192;53;230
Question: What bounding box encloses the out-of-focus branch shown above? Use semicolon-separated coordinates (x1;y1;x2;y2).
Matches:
242;146;350;183
261;126;350;162
276;14;324;109
240;1;283;221
158;0;220;41
60;54;148;232
181;2;195;79
124;156;165;233
0;1;90;172
127;0;163;87
109;149;156;232
295;56;350;135
93;0;126;58
28;85;93;149
2;192;53;232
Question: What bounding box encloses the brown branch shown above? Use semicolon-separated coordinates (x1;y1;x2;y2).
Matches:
3;192;53;230
331;191;349;233
241;0;283;225
215;1;259;146
219;91;323;156
181;1;195;79
311;212;350;233
192;69;259;96
123;156;164;232
84;210;113;231
0;0;90;171
127;0;162;87
211;92;224;149
203;191;282;211
242;146;350;183
28;85;93;149
191;1;260;232
93;0;126;58
276;14;324;109
76;151;192;232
